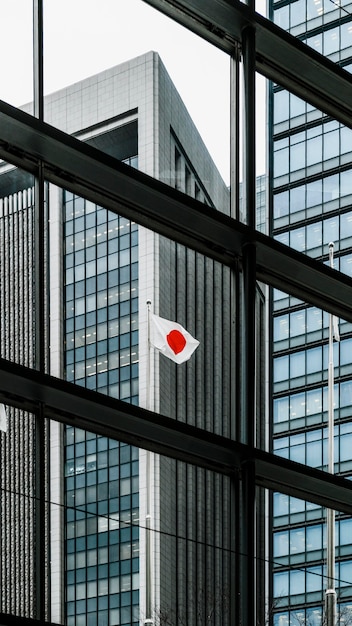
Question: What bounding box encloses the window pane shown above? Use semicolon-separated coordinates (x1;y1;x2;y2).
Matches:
44;0;231;193
0;2;33;107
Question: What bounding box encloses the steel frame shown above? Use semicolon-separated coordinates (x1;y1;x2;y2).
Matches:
1;0;352;622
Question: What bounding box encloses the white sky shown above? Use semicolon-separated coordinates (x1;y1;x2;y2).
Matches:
1;0;266;185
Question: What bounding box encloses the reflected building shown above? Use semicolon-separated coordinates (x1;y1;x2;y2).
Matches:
269;0;352;622
0;52;233;625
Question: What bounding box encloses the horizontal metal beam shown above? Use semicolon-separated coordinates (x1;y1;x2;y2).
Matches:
0;358;238;475
1;101;352;321
0;614;60;626
144;0;352;129
1;358;352;515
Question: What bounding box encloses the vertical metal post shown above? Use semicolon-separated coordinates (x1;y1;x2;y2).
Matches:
35;402;46;621
33;0;43;121
33;0;46;620
145;301;153;625
240;23;257;626
230;47;241;221
326;242;336;626
241;243;257;626
230;44;242;625
242;26;256;231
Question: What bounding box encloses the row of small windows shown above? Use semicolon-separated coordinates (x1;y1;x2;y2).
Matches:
273;0;341;25
304;22;352;60
66;339;138;368
274;421;352;470
67;579;140;604
66;373;138;401
67;580;139;604
66;519;137;546
273;88;319;129
65;195;134;225
66;534;139;571
274;307;327;345
66;286;138;320
275;217;352;259
66;500;139;535
65;241;138;271
67;605;139;626
65;428;132;448
273;337;352;390
273;169;352;226
65;447;138;474
273;379;352;426
274;122;352;179
66;259;138;286
272;286;349;317
66;354;138;381
66;509;138;537
66;293;138;339
273;303;352;349
65;226;137;255
65;434;137;460
274;560;352;599
274;518;352;560
274;492;322;525
65;206;133;231
273;604;352;626
274;3;352;56
66;295;137;323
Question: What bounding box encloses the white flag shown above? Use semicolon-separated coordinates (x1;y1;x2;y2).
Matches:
0;403;7;433
150;313;199;364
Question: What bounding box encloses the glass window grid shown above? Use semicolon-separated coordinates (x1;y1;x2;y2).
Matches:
273;124;352;187
272;339;352;391
273;421;352;471
64;189;139;624
64;426;139;625
273;379;352;432
272;0;352;49
273;210;352;259
271;83;352;618
273;560;352;603
3;2;352;620
273;170;352;231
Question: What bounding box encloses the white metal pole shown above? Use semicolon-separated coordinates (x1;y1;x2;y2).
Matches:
145;300;153;625
325;242;336;626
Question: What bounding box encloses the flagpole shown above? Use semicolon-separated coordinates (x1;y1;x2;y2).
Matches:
145;300;153;625
326;242;336;626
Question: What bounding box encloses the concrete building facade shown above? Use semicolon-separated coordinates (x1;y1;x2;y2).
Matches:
0;51;232;625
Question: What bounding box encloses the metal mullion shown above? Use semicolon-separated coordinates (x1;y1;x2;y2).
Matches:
3;106;352;321
33;0;46;618
33;0;43;122
143;0;352;128
240;21;257;624
2;359;352;517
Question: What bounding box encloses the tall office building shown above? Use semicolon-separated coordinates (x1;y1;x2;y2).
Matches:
270;1;352;622
0;51;232;625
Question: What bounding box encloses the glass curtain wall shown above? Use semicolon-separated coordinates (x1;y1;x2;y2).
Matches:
269;0;352;613
3;1;352;626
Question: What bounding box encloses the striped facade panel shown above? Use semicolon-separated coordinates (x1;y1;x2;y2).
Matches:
0;188;36;616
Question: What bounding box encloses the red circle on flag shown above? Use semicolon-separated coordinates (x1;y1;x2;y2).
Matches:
167;329;186;354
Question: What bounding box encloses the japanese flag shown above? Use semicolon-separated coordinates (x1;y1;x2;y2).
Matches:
150;313;199;364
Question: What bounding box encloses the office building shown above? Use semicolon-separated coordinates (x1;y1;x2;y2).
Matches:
0;51;233;625
270;0;352;622
1;1;352;625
